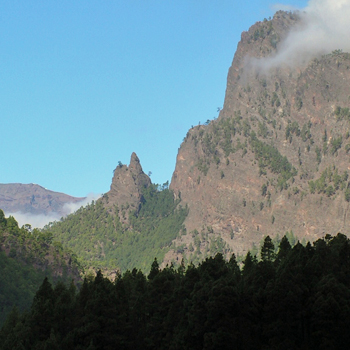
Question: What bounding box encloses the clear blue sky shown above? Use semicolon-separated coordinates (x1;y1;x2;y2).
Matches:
0;0;308;197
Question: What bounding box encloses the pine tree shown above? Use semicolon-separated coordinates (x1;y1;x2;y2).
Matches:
261;236;275;262
147;258;160;280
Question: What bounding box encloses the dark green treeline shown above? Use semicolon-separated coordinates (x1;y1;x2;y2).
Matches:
0;209;81;326
2;233;350;350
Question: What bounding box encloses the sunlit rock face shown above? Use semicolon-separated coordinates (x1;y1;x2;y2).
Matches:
169;11;350;259
103;152;151;222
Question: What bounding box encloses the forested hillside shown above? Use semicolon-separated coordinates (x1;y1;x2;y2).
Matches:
46;184;188;274
0;210;81;326
2;233;350;349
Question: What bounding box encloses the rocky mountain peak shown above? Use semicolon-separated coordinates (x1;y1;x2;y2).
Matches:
128;152;151;189
168;10;350;261
129;152;142;173
103;153;151;222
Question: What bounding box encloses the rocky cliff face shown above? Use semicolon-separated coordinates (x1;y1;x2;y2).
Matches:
102;152;151;223
169;11;350;259
0;183;84;217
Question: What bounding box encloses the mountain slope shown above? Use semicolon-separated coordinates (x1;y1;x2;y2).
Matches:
168;11;350;261
0;209;82;326
46;153;188;274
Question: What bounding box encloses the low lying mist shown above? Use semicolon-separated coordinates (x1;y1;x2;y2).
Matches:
5;193;102;229
250;0;350;71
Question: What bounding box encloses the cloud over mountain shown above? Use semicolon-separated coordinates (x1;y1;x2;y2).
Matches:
6;193;102;229
252;0;350;70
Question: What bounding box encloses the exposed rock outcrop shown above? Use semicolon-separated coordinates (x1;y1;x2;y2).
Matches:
102;152;151;222
169;11;350;259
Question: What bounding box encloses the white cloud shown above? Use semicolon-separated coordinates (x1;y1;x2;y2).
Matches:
5;211;62;229
250;0;350;71
61;193;102;216
5;193;102;229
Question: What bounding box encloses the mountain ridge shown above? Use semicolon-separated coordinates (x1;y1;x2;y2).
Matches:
167;10;350;261
0;183;85;217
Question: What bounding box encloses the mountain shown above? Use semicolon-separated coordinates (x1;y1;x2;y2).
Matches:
47;153;188;274
45;10;350;272
4;8;350;347
0;183;85;217
102;152;152;224
167;10;350;261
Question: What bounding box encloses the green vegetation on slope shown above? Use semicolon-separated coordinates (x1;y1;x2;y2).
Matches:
250;130;297;189
308;166;349;198
47;185;188;273
0;209;81;326
190;113;297;191
3;233;350;349
0;251;49;326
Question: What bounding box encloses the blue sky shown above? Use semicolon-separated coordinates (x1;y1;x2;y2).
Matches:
0;0;308;197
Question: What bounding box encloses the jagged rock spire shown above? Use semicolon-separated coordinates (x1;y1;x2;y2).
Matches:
103;153;151;222
129;152;142;173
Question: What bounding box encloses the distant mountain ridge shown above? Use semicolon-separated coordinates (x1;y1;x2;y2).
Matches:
0;183;85;217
